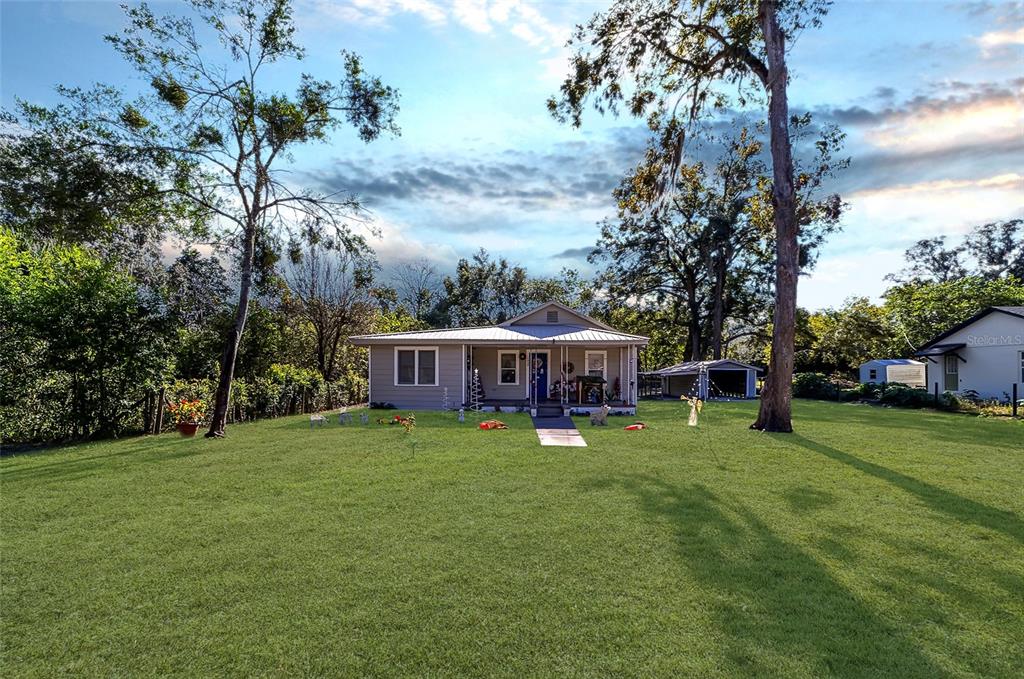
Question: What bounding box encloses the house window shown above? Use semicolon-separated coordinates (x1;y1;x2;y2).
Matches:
498;350;519;385
585;350;607;380
546;310;559;323
1019;350;1024;383
394;347;438;386
869;368;877;380
944;355;958;374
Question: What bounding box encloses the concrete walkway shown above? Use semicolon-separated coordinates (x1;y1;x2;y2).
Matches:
531;415;587;447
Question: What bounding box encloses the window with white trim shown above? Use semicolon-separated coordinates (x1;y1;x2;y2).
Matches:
869;368;877;380
585;350;607;380
498;350;519;385
394;347;438;386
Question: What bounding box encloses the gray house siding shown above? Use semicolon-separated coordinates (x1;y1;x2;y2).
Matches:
369;344;463;410
508;306;596;327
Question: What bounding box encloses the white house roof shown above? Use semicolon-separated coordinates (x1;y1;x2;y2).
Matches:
644;359;762;376
350;324;648;346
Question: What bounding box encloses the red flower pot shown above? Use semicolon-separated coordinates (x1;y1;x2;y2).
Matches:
176;422;200;437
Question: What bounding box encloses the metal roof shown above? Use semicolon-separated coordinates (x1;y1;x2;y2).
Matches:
350;323;648;345
644;359;762;376
859;359;924;367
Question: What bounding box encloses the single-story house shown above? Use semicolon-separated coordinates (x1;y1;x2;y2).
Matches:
643;359;761;399
858;359;926;387
914;306;1024;400
349;302;649;415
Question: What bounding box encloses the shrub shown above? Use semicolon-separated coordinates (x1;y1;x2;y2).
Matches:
879;383;931;408
792;373;840;400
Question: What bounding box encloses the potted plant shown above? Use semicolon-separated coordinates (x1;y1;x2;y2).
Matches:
168;398;206;437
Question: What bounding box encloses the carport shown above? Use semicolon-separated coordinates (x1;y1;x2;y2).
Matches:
644;360;761;399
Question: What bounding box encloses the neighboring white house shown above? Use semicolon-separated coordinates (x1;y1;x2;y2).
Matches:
858;359;926;387
914;306;1024;401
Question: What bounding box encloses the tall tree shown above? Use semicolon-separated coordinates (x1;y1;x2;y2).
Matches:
550;0;831;432
886;236;967;283
24;0;400;436
437;249;530;326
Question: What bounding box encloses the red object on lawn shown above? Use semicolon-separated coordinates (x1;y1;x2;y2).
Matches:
624;422;647;431
176;422;200;437
479;420;508;430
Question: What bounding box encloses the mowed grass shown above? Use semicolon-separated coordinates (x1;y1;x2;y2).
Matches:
2;401;1022;678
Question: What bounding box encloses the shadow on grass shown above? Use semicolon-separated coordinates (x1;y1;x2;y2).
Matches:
0;437;201;483
791;434;1024;545
588;474;949;677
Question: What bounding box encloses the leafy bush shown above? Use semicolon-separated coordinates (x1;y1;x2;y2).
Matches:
879;383;932;408
791;373;841;400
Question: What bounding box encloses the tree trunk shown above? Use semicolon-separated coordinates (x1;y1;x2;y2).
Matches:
154;387;166;435
711;256;726;360
752;1;798;433
206;225;256;438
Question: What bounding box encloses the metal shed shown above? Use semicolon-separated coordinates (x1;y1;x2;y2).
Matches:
644;359;761;399
858;359;926;387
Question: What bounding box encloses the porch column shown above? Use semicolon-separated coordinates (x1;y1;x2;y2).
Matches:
461;344;466;406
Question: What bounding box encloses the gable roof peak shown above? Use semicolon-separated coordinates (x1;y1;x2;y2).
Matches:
499;301;615;331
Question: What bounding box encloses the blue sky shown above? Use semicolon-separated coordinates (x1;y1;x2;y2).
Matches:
2;0;1022;309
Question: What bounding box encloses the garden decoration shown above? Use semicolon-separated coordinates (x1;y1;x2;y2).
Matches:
360;413;369;425
469;369;483;412
590;404;610;426
309;413;326;429
479;419;508;430
442;387;450;411
458;408;465;423
167;397;206;437
681;396;704;426
338;412;353;425
624;422;648;431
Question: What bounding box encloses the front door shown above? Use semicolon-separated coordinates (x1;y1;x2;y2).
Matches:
943;354;959;391
529;352;548;401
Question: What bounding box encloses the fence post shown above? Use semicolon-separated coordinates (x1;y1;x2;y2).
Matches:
1013;383;1018;418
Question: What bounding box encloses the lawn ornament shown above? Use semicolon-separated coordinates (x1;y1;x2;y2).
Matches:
458;408;465;423
360;413;369;425
681;396;704;427
590;403;610;426
338;412;353;425
624;422;647;431
479;419;508;430
310;414;326;429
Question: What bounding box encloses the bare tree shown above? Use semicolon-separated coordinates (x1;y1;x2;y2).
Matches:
392;258;441;321
285;225;376;399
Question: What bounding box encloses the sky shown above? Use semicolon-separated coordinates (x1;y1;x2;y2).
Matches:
1;0;1022;309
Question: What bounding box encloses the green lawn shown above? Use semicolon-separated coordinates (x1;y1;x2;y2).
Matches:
2;401;1022;677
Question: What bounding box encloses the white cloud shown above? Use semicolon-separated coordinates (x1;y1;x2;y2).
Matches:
453;0;493;34
976;26;1024;52
846;173;1024;239
302;0;568;53
864;94;1023;153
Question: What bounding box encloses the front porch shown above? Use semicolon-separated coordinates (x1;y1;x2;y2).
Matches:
463;343;641;416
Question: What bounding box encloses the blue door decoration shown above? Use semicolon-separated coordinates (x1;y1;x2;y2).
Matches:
530;352;548;401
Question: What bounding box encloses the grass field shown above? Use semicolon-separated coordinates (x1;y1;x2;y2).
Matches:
2;401;1022;677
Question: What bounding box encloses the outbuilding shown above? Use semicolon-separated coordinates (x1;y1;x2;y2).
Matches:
914;306;1024;400
646;359;760;399
858;359;926;387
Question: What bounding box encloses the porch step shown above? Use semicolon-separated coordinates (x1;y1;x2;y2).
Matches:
535;405;564;418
